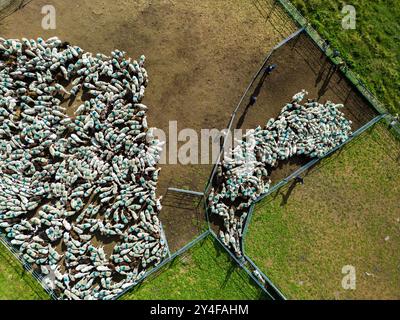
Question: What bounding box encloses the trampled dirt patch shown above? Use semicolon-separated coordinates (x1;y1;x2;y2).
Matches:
0;0;294;252
1;1;378;254
230;32;378;183
208;31;378;236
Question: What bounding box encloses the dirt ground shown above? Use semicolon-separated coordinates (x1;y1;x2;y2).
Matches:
208;31;379;234
0;0;378;253
0;0;297;251
230;32;378;182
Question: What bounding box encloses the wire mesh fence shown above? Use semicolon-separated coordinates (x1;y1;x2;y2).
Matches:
202;4;393;298
0;233;58;299
274;0;387;116
251;0;298;38
268;31;378;129
162;188;204;211
0;0;396;301
160;187;208;253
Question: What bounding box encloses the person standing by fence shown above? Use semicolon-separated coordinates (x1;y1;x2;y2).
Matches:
389;114;399;130
332;49;340;59
249;64;277;105
295;176;304;185
322;39;331;52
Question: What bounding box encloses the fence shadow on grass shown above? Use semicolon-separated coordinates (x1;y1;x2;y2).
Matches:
122;235;268;300
209;235;270;300
279;180;297;206
265;121;392;209
0;241;47;299
221;262;237;289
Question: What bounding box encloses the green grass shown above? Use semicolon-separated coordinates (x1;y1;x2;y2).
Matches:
291;0;400;114
246;122;400;299
0;240;49;300
121;235;268;300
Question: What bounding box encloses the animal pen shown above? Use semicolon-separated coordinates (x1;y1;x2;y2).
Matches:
120;22;387;300
202;15;387;300
0;0;395;300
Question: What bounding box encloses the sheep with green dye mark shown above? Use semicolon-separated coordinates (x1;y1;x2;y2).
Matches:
208;91;352;258
0;36;166;300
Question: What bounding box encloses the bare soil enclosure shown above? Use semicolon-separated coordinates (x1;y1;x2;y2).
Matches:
0;1;378;254
209;31;379;236
230;32;378;181
0;0;293;252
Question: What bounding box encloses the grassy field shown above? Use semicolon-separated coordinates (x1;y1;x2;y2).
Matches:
0;241;49;300
291;0;400;115
246;122;400;299
121;235;267;300
0;234;266;300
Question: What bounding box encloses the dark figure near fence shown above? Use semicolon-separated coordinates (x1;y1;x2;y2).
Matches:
389;114;399;130
250;95;258;105
249;64;278;106
61;41;70;49
337;60;346;70
236;64;277;129
294;176;304;185
332;49;340;59
337;60;348;72
265;63;277;75
322;40;331;52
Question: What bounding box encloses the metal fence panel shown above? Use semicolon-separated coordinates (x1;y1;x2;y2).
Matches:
114;230;211;300
0;233;58;299
208;230;276;300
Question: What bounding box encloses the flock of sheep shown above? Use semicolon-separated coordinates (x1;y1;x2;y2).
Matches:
0;34;354;299
208;91;353;258
0;37;167;300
